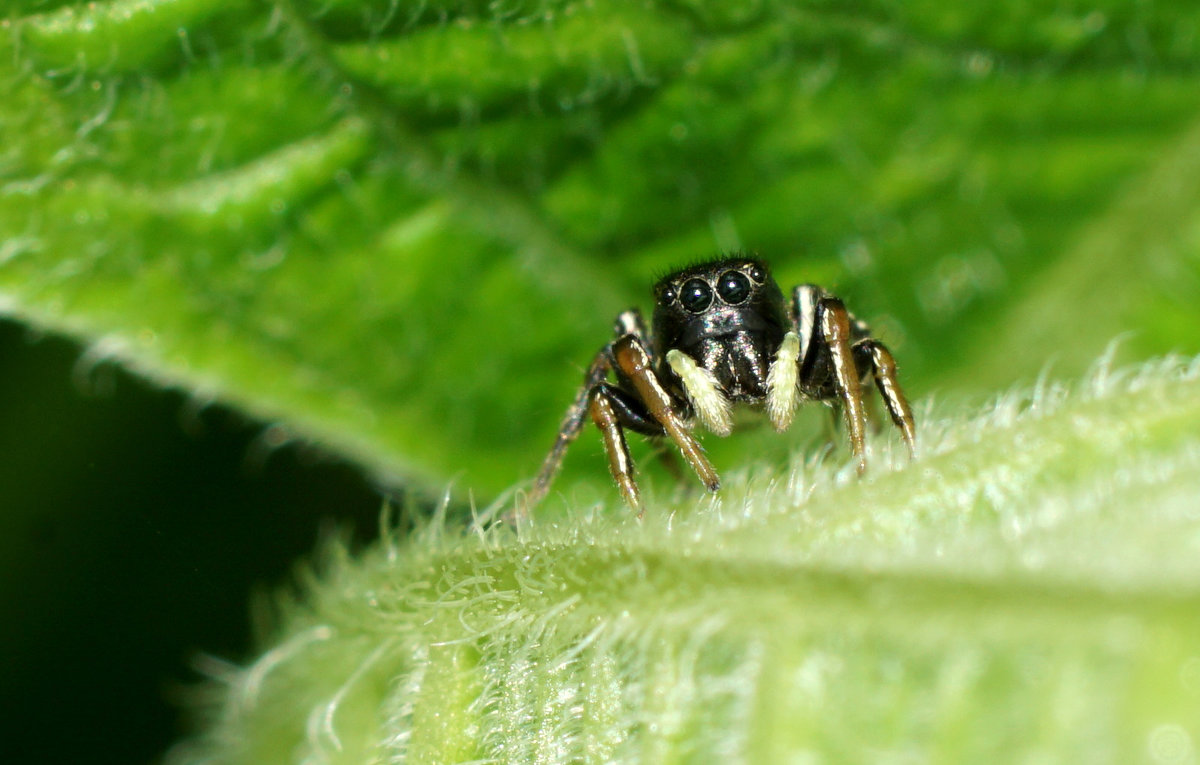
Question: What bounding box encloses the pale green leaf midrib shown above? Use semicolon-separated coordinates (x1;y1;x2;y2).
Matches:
373;536;1200;659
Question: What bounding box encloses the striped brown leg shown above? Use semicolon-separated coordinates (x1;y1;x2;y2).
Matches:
525;348;613;512
817;297;869;475
589;391;641;512
858;339;917;458
611;335;720;493
525;309;655;515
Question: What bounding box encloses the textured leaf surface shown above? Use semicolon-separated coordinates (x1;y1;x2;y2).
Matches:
7;2;1200;761
173;356;1200;763
4;1;1200;497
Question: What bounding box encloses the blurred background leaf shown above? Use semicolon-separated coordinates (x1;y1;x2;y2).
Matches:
5;0;1199;499
2;0;1200;761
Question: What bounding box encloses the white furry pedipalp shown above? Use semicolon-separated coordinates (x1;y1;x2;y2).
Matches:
667;349;733;436
766;331;801;432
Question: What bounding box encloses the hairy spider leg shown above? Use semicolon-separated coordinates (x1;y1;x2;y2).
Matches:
528;309;674;513
611;335;721;494
854;340;917;457
588;390;641;510
590;380;685;513
794;285;917;472
527;346;614;510
816;296;870;475
794;284;819;364
615;308;651;351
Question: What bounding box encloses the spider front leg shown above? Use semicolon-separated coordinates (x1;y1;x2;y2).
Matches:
610;335;720;499
529;310;648;506
586;382;662;512
528;310;717;514
527;339;617;511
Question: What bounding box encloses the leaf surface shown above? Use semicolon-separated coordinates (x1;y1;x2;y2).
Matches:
5;0;1200;496
175;356;1200;763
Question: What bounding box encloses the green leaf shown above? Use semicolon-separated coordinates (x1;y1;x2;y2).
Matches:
7;2;1200;760
172;355;1200;762
4;1;1200;499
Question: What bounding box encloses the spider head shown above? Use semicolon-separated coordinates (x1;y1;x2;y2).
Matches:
651;257;788;352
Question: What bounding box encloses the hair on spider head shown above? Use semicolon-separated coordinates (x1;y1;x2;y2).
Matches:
651;252;771;286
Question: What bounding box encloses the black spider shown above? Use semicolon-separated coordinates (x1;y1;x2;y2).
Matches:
528;257;916;513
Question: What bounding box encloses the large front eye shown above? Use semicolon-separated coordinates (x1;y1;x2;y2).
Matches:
679;278;713;313
717;270;751;304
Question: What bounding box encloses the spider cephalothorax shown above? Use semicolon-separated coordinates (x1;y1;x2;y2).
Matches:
529;257;916;512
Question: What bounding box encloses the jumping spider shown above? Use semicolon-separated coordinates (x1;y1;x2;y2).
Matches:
529;257;916;512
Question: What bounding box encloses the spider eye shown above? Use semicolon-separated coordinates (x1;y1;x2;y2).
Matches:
717;270;751;304
658;285;678;305
679;278;713;313
747;263;766;283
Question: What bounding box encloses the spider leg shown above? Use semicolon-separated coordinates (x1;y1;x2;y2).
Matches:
595;380;694;514
590;380;677;514
854;339;917;457
615;309;652;360
815;296;870;475
527;349;612;510
612;335;721;493
792;284;821;365
527;309;650;511
589;387;642;512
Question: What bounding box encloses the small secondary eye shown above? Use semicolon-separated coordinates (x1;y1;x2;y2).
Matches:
747;263;766;283
679;278;713;313
717;270;751;304
658;285;678;305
